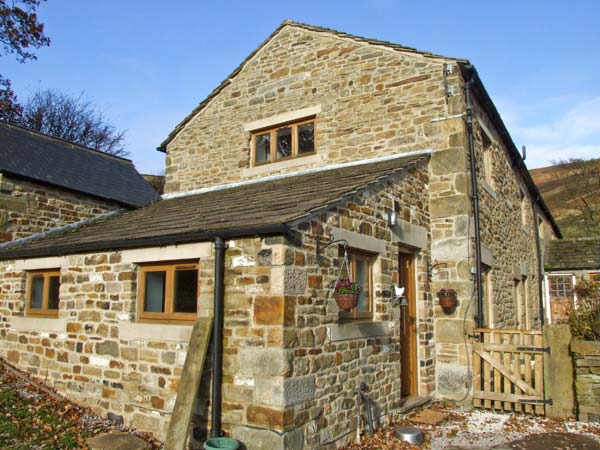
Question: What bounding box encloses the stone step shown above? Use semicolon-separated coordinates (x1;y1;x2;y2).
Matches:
86;431;152;450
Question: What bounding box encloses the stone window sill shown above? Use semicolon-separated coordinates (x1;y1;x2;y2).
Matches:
327;321;392;342
242;152;324;178
119;322;193;342
10;316;66;333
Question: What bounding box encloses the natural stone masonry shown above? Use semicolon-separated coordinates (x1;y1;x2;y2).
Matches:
0;174;119;243
0;161;431;448
164;25;463;193
571;339;600;422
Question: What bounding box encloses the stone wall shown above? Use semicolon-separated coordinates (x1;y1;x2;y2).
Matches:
0;236;302;441
238;161;431;449
431;83;558;401
164;24;462;194
0;174;120;243
0;160;430;449
571;339;600;422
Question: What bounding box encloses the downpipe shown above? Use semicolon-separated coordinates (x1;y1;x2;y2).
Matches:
464;72;485;328
210;236;227;438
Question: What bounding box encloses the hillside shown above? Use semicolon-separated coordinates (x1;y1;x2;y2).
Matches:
530;158;600;238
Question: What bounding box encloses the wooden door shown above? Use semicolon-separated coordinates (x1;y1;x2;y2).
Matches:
399;250;417;396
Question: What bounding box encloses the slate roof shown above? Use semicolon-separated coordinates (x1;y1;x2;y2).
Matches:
0;153;428;260
0;122;159;208
546;237;600;271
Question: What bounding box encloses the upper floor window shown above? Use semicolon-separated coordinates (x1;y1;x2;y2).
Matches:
27;270;60;317
253;118;315;165
138;261;199;323
339;249;374;321
479;123;494;188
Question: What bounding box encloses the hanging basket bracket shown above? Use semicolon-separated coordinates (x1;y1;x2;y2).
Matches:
316;233;348;259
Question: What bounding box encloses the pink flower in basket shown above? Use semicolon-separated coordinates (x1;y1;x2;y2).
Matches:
334;278;361;295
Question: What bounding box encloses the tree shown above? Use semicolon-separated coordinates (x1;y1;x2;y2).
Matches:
0;0;50;119
19;89;129;157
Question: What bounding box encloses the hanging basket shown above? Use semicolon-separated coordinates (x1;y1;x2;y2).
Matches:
335;293;359;310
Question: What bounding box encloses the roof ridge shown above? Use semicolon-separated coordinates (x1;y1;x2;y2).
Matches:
282;19;467;61
161;149;432;200
0;121;133;165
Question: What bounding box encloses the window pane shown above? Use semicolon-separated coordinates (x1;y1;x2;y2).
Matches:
30;276;44;309
48;276;60;310
145;271;166;312
276;126;292;159
255;133;270;163
174;269;198;313
355;259;370;312
298;123;314;154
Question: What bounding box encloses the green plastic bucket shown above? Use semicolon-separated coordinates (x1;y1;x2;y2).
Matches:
203;437;240;450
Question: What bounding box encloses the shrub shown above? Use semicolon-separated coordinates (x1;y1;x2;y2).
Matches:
569;281;600;341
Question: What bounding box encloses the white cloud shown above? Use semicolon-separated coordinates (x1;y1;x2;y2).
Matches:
500;96;600;169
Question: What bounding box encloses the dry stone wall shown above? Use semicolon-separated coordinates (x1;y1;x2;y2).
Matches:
0;175;119;243
164;25;462;194
571;340;600;422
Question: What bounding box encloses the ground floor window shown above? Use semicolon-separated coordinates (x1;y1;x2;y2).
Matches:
138;261;199;323
339;249;374;321
26;270;60;317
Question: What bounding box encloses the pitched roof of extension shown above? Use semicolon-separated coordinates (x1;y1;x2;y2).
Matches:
0;152;429;260
546;237;600;271
0;122;159;208
157;19;467;152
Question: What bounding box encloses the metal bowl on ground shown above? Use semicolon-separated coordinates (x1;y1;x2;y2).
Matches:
395;426;424;445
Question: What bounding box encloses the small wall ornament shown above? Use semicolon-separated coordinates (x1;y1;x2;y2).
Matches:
436;288;458;314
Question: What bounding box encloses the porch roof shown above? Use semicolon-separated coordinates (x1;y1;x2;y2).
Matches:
0;152;428;260
546;237;600;271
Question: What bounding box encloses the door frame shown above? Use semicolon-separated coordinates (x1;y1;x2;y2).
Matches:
398;246;418;397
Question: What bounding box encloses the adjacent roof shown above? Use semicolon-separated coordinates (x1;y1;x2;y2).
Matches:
546;237;600;271
0;122;159;208
157;19;467;152
0;152;428;260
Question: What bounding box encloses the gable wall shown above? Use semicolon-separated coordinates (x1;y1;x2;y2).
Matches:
272;160;432;448
0;174;120;243
164;26;463;194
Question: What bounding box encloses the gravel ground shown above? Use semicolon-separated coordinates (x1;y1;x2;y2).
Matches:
342;403;600;450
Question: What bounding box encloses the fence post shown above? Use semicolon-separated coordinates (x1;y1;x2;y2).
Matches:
543;324;575;418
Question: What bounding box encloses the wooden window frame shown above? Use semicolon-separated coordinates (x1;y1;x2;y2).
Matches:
339;249;374;321
26;269;60;318
548;274;574;300
138;260;199;324
252;118;316;166
589;272;600;285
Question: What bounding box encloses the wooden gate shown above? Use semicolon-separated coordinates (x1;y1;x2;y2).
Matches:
472;328;548;415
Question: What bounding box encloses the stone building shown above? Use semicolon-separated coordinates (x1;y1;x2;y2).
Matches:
0;122;158;243
0;21;560;449
544;237;600;322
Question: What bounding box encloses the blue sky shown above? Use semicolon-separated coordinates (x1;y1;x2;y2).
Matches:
4;0;599;173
